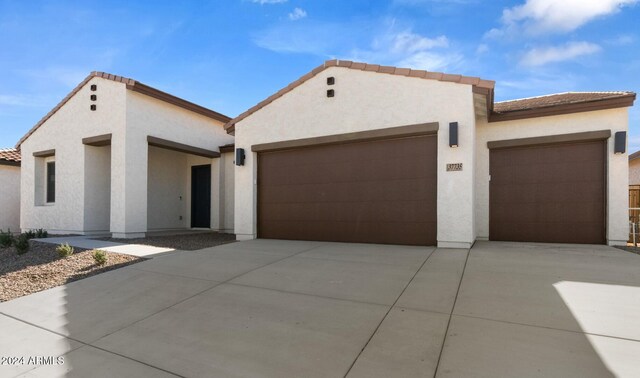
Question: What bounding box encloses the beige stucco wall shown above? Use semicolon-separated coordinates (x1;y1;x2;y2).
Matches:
21;75;234;236
630;158;640;185
83;144;111;232
233;66;477;247
147;146;188;230
475;108;630;245
0;165;21;232
20;77;127;234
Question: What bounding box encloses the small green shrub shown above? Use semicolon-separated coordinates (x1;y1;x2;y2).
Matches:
56;243;74;258
0;229;14;248
34;229;48;238
14;235;30;255
92;250;108;265
22;230;36;240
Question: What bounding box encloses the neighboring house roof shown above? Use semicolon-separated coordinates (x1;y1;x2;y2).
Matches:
630;150;640;161
490;92;636;122
16;72;231;148
0;148;20;166
223;59;496;134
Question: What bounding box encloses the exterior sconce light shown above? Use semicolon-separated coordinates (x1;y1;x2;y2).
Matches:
449;122;459;148
614;131;626;154
235;148;245;166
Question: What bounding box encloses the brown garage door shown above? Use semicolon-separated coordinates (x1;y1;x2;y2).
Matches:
258;135;437;245
490;140;606;244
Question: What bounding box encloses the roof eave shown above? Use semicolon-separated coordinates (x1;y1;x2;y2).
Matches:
488;94;636;123
16;72;231;148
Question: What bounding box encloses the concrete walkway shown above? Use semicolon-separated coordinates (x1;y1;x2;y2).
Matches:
33;236;174;257
1;240;639;377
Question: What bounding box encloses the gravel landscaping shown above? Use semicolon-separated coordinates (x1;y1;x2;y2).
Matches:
97;232;237;251
614;245;640;256
0;241;143;302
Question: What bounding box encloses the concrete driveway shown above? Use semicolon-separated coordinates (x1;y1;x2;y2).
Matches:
1;240;639;377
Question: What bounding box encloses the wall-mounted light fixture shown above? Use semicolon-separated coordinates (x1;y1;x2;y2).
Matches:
235;148;245;166
449;122;459;148
615;131;626;154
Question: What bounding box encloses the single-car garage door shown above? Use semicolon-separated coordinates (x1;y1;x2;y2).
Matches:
490;140;606;244
258;135;437;245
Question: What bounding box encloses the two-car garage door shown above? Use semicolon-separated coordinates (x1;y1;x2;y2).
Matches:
257;134;607;246
257;135;437;246
489;140;606;244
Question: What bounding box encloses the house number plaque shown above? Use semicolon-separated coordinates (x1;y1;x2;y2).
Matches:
446;163;463;172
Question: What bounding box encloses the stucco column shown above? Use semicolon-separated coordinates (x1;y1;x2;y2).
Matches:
210;155;225;231
234;150;257;240
110;132;148;238
437;112;477;249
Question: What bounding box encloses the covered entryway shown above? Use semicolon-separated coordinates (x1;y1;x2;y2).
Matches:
489;139;606;244
257;134;437;246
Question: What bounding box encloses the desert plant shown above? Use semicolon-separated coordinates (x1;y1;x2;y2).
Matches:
92;250;108;265
0;229;14;248
56;243;74;258
14;234;30;255
22;230;36;240
34;229;48;238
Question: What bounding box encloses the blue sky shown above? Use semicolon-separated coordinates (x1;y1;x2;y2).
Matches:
1;0;639;149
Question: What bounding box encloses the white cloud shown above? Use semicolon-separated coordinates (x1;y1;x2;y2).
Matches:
497;0;638;36
350;29;461;71
391;32;448;53
476;43;489;54
251;0;287;4
254;19;463;72
288;7;307;21
520;41;601;66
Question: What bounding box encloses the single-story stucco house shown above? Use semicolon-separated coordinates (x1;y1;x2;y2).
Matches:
17;72;235;238
225;59;635;248
0;148;20;232
13;59;636;247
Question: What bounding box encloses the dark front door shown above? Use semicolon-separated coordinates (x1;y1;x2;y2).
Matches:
257;135;438;246
191;165;211;228
489;140;606;244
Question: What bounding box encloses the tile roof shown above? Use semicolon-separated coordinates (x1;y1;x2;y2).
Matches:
223;59;495;133
494;92;636;113
0;148;20;165
630;150;640;161
16;72;231;148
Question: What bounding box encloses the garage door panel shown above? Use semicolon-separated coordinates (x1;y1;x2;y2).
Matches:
258;135;437;246
260;179;437;205
260;154;435;186
260;220;436;246
260;200;434;223
262;137;435;169
490;140;605;244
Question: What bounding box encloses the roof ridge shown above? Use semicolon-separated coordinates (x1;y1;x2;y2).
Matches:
497;91;635;104
16;72;230;147
223;59;495;133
